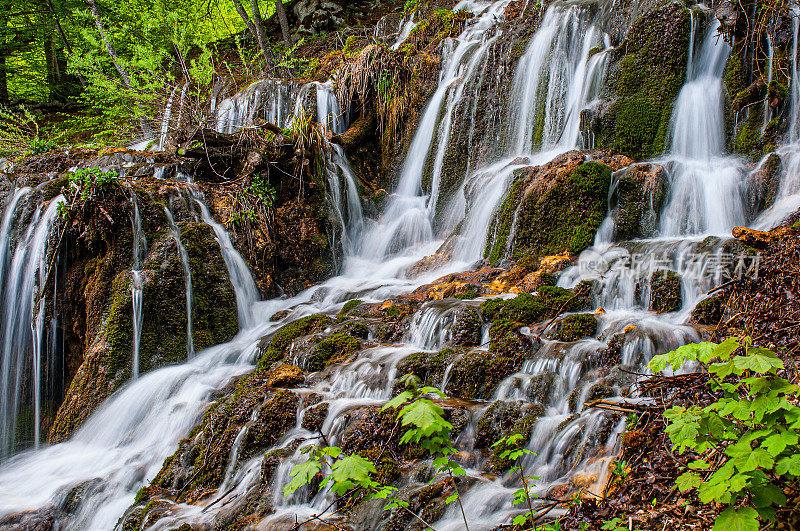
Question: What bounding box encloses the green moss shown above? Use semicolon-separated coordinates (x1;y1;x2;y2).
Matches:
597;3;691;160
454;290;479;300
337;299;362;320
446;350;519;400
553;313;598;342
396;348;455;389
648;270;682;313
257;314;332;370
487;162;612;264
691;295;722;325
489;406;545;472
307;332;360;371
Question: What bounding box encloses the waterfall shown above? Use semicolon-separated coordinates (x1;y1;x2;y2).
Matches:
754;3;800;229
355;0;511;262
0;195;64;459
215;79;299;133
658;17;745;236
130;193;146;378
163;206;194;358
509;4;609;154
194;198;260;328
0;2;790;530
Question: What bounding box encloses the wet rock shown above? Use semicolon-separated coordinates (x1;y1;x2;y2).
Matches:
475;400;524;448
648;270;682;313
745;153;782;217
304;332;360;372
597;2;692;160
526;371;556;404
609;163;668;241
488;404;545;472
261;447;293;484
256;314;332;370
446;350;520;400
294;0;344;34
550;313;598;342
691;296;723;326
395;349;457;390
266;364;305;388
450;306;482;346
302;401;329;432
485;154;612;263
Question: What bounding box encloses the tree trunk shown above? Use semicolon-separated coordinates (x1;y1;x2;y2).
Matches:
232;0;271;60
0;56;8;104
86;0;133;87
274;0;293;48
250;0;271;55
45;37;60;102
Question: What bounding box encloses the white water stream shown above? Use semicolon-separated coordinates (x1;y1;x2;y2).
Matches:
0;1;799;530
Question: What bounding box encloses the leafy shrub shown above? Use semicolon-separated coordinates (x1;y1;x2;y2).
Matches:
649;338;800;530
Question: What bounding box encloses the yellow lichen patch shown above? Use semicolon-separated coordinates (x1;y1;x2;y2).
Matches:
539;252;573;273
624;325;636;333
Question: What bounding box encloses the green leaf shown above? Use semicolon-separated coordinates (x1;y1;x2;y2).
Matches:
762;431;798;456
712;507;759;531
751;483;787;508
715;337;740;361
283;459;322;496
382;391;413;411
676;471;702;491
731;448;774;473
326;454;378;495
776;454;800;476
513;514;529;526
399;399;451;439
445;493;459;504
688;459;710;470
734;348;784;374
694;341;719;363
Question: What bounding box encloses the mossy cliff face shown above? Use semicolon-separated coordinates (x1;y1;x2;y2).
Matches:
48;187;239;443
485;152;612;264
608;162;668;241
596;2;692;160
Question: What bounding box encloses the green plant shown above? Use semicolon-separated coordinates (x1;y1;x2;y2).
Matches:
283;374;470;530
611;459;628;482
602;517;643;531
649;338;800;530
69;166;119;200
250;173;276;206
491;433;539;528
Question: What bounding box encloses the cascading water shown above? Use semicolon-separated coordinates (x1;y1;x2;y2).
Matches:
163;206;195;358
0;194;64;459
658;16;745;236
0;3;791;531
130;193;146;378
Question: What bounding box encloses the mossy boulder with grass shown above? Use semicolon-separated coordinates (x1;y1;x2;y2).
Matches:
608;163;668;241
647;270;682;313
305;332;360;371
550;313;598;342
485;154;613;264
691;295;723;325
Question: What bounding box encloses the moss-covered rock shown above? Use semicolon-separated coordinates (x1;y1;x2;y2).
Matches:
338;299;363;320
450;306;482;347
446;350;519;400
485;155;612;264
257;313;332;370
306;332;360;371
475;400;523;449
395;348;457;389
551;313;598;342
526;371;556;404
745;152;782;218
691;295;723;325
648;270;682;313
488;405;545;473
597;2;692;160
609;163;668;241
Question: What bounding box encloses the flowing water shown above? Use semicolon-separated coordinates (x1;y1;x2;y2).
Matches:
163;206;195;359
0;1;797;529
130;193;147;379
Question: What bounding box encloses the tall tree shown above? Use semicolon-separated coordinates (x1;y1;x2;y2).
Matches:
231;0;271;58
274;0;292;48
